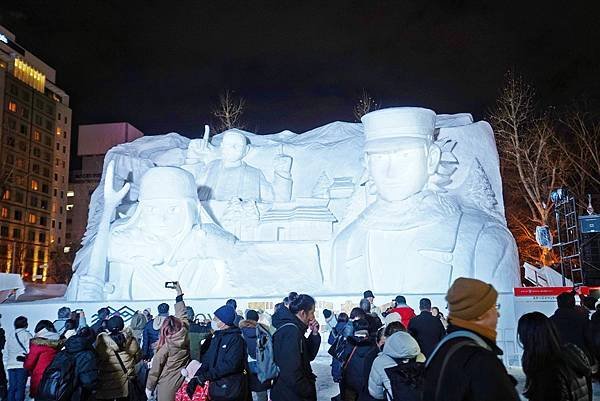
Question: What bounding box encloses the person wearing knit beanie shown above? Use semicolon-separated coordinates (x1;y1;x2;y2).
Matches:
422;277;519;401
213;305;236;327
445;277;499;341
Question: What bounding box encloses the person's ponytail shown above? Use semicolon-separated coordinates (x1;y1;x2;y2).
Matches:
289;294;315;314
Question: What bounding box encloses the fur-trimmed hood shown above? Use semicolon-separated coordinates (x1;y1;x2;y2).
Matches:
238;319;258;329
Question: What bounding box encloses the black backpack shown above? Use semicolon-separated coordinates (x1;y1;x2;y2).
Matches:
37;350;77;401
384;358;425;401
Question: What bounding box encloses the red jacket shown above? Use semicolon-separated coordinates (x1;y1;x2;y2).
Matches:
390;305;417;327
23;336;62;396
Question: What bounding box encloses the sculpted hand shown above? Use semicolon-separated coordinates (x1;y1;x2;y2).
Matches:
103;160;130;211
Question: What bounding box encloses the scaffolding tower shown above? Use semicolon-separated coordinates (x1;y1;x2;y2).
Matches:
553;189;584;286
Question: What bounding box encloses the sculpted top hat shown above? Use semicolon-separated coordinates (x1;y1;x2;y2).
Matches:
361;107;436;153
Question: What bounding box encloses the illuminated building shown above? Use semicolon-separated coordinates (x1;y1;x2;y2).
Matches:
0;25;72;281
66;123;143;251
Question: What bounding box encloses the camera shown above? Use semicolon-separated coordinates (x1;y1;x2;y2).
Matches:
164;281;178;289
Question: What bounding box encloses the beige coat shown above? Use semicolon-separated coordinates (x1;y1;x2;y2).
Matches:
146;300;190;401
95;327;141;399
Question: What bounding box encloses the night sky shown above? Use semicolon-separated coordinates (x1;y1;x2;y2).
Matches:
1;1;599;141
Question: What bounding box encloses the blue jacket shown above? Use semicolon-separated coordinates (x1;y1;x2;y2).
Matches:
142;315;167;360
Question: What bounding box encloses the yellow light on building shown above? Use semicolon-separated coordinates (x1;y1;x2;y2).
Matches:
13;58;45;92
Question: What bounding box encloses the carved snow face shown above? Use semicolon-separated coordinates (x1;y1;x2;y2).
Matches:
221;132;247;164
138;199;190;237
367;143;441;202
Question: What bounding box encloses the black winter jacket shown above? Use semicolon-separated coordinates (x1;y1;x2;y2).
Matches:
550;308;595;363
196;326;248;400
423;325;519;401
407;311;446;358
271;307;321;401
56;335;97;401
342;335;378;395
523;343;591;401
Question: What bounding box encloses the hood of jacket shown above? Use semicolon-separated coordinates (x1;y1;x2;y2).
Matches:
34;328;61;341
164;326;188;349
97;327;134;352
238;319;258;330
130;313;147;331
30;336;62;349
272;305;307;332
65;335;94;354
347;334;376;347
152;315;168;331
383;331;422;360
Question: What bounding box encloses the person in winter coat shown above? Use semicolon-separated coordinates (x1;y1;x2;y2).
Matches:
5;316;32;401
271;294;321;401
23;320;62;399
143;302;170;360
590;304;600;367
360;299;383;340
388;296;416;328
91;307;110;336
129;311;147;344
341;319;379;401
431;307;448;329
368;331;425;399
95;315;141;400
60;326;98;401
518;312;591;401
364;290;383;321
423;278;519;401
53;307;71;336
407;298;446;358
240;310;270;401
550;292;596;367
146;284;191;401
363;321;407;401
0;315;7;400
187;306;212;361
328;312;350;388
187;304;249;401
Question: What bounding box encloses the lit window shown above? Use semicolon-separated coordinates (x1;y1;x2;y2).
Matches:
28;213;36;224
33;131;41;142
56;128;61;136
1;207;8;218
2;190;10;200
8;102;16;112
30;179;39;191
67;190;74;197
63;246;71;253
66;204;74;211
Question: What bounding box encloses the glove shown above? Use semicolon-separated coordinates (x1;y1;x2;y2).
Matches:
186;377;199;398
323;309;332;319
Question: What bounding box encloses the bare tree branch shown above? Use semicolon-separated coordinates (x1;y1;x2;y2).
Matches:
213;90;245;132
353;89;378;121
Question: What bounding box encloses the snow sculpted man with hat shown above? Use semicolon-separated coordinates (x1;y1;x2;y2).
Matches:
332;107;519;293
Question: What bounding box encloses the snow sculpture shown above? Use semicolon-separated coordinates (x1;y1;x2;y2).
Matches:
199;129;292;202
331;107;520;293
66;162;322;301
65;108;520;301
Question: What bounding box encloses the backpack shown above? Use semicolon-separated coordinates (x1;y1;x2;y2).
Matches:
384;358;425;401
37;350;77;401
255;323;297;383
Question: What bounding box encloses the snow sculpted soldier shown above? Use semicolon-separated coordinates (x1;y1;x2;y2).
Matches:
66;162;235;300
66;160;322;301
331;107;520;293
